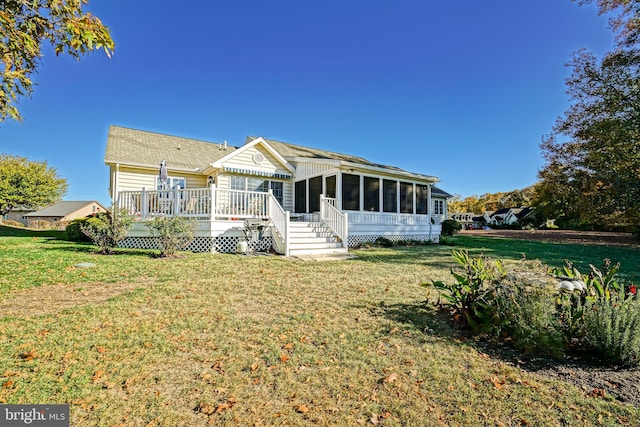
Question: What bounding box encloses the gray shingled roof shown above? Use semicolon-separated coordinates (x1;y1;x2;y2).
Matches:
105;126;236;171
249;136;438;181
431;186;453;198
25;201;105;217
105;126;439;182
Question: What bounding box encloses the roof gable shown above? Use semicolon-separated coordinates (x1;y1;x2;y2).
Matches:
211;137;294;173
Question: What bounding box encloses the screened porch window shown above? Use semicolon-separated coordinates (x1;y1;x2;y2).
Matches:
364;176;380;212
400;181;414;214
342;173;360;211
416;185;428;214
383;179;397;213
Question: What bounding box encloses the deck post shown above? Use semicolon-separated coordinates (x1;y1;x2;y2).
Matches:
284;210;290;257
210;184;216;221
174;186;181;216
343;211;349;248
141;187;148;220
319;194;325;221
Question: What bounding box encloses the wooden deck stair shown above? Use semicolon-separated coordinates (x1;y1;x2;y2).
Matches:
287;221;348;256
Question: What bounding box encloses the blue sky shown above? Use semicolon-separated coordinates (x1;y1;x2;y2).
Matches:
0;0;614;206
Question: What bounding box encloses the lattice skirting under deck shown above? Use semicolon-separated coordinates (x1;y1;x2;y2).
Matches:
118;236;274;253
347;233;440;247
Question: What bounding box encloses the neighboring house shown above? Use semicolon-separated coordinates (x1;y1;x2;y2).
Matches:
484;207;535;226
2;207;36;226
24;201;108;227
502;207;535;225
105;125;452;255
450;207;534;228
449;212;486;229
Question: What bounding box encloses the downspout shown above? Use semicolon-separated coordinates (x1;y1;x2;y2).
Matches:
112;163;120;209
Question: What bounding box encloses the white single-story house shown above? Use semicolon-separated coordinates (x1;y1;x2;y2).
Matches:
105;125;451;255
486;207;534;226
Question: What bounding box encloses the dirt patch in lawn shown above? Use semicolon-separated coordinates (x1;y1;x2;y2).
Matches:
0;280;150;317
460;229;639;248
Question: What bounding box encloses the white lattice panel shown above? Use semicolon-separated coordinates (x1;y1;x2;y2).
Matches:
348;234;439;247
119;236;274;254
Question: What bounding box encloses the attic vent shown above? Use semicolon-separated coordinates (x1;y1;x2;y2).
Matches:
253;152;264;165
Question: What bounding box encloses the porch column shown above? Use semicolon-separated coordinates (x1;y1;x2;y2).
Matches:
412;183;417;216
427;184;433;241
337;172;343;211
359;175;364;212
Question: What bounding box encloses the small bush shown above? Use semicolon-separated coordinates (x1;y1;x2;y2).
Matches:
373;237;395;247
493;281;566;359
1;219;24;227
28;219;52;229
80;210;133;254
441;219;462;236
145;216;196;257
583;294;640;367
66;217;92;241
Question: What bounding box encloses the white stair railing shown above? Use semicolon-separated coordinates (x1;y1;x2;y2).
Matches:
267;190;289;256
320;195;348;246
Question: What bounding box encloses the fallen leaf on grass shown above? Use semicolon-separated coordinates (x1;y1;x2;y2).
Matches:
384;373;398;384
197;402;215;415
18;351;36;361
215;401;235;413
280;354;290;363
92;370;106;383
490;376;505;390
212;361;225;374
2;380;14;389
295;405;309;414
587;388;606;398
282;342;294;350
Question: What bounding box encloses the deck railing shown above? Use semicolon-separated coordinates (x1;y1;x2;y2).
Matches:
320;195;348;244
268;190;289;256
117;186;272;220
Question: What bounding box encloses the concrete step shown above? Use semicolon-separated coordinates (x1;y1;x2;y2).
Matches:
288;246;349;256
288;241;343;249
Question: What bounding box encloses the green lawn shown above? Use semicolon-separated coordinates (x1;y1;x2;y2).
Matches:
1;229;639;426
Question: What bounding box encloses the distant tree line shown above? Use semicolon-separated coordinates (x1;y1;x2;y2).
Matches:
452;1;640;234
448;186;537;215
